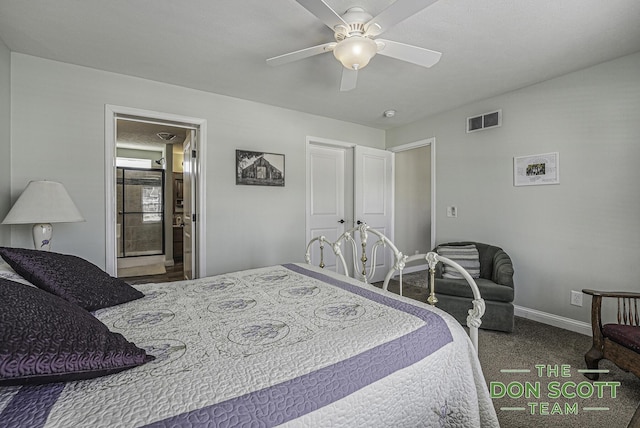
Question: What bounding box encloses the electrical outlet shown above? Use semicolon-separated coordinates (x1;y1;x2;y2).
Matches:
570;290;583;307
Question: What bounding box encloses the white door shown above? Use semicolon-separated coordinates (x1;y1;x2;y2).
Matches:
306;143;393;282
182;130;195;280
306;145;346;273
354;145;394;283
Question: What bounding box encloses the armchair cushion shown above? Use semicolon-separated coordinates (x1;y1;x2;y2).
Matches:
603;324;640;353
434;242;514;286
436;244;480;279
436;277;514;303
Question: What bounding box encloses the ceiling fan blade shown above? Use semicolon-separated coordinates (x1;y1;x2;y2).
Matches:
296;0;348;31
376;39;442;68
340;68;358;92
266;42;335;67
365;0;439;37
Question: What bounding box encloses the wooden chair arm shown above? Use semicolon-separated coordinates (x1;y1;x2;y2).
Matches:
583;289;640;328
582;289;640;299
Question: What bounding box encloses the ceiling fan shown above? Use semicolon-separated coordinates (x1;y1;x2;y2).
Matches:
266;0;442;91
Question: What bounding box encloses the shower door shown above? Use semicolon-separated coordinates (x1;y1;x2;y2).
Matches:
117;167;165;258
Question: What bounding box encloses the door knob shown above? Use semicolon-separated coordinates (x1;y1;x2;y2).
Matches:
338;219;345;224
357;220;363;225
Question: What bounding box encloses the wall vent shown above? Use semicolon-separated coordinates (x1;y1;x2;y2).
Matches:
466;109;502;133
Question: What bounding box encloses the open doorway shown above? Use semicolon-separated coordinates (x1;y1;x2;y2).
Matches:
114;120;187;282
389;138;436;274
105;105;207;282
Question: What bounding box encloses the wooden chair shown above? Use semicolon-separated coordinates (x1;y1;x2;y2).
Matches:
582;289;640;380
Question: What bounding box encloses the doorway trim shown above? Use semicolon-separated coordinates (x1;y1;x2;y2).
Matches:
388;137;436;251
104;104;207;278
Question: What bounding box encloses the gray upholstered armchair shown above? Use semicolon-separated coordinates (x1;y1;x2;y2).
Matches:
432;242;515;332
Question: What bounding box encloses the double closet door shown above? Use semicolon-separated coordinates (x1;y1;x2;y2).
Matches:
307;143;394;283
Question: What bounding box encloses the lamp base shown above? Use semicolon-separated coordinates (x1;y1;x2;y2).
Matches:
33;223;53;251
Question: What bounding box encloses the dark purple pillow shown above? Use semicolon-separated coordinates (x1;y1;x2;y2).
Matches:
0;277;154;386
0;247;143;311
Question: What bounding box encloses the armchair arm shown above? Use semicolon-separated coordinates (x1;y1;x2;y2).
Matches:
492;249;514;287
582;289;640;299
583;289;605;348
582;289;640;327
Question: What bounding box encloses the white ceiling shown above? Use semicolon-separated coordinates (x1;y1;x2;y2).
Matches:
0;0;639;130
116;120;188;150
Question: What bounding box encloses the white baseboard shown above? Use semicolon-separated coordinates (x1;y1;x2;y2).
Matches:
387;271;592;337
515;305;592;336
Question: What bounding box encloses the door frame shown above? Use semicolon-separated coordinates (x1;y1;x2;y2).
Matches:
388;137;437;253
104;105;207;278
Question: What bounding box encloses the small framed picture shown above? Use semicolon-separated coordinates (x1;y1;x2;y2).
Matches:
236;150;285;187
513;152;559;186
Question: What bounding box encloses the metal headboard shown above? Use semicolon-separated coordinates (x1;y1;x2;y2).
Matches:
305;225;485;350
305;222;408;285
385;252;485;351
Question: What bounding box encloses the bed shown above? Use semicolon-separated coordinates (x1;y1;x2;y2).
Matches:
0;243;498;427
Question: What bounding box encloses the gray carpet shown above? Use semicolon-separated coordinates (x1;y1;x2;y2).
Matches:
376;273;640;428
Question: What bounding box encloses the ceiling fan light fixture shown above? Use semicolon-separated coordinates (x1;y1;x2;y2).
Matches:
333;36;377;70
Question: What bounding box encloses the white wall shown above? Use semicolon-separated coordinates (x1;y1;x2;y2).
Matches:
394;146;431;256
387;52;640;325
0;38;10;245
10;53;384;274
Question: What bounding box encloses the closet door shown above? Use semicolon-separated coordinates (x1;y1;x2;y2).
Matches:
306;145;346;273
354;146;394;283
306;142;394;282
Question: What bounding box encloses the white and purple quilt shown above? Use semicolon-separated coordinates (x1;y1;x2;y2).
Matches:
0;263;498;427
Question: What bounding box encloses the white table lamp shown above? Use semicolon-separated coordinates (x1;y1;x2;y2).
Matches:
2;180;85;250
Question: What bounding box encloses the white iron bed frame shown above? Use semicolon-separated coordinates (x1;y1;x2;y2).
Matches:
305;223;485;350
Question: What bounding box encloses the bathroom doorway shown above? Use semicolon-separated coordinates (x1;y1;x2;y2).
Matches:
105;105;207;282
115;121;185;280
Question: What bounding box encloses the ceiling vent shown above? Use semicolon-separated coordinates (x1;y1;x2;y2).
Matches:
466;109;502;133
156;132;177;141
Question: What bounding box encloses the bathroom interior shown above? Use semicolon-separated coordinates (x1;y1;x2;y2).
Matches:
115;119;186;279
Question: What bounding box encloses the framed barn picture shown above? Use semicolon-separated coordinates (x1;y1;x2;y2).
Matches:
236;150;285;187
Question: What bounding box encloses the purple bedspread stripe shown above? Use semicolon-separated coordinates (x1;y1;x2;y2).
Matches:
0;383;65;428
145;264;452;427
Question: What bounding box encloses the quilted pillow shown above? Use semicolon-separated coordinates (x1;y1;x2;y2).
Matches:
436;244;481;279
0;277;154;386
0;247;144;311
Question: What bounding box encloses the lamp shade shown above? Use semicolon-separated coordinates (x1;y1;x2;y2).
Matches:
333;36;378;70
2;181;85;225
